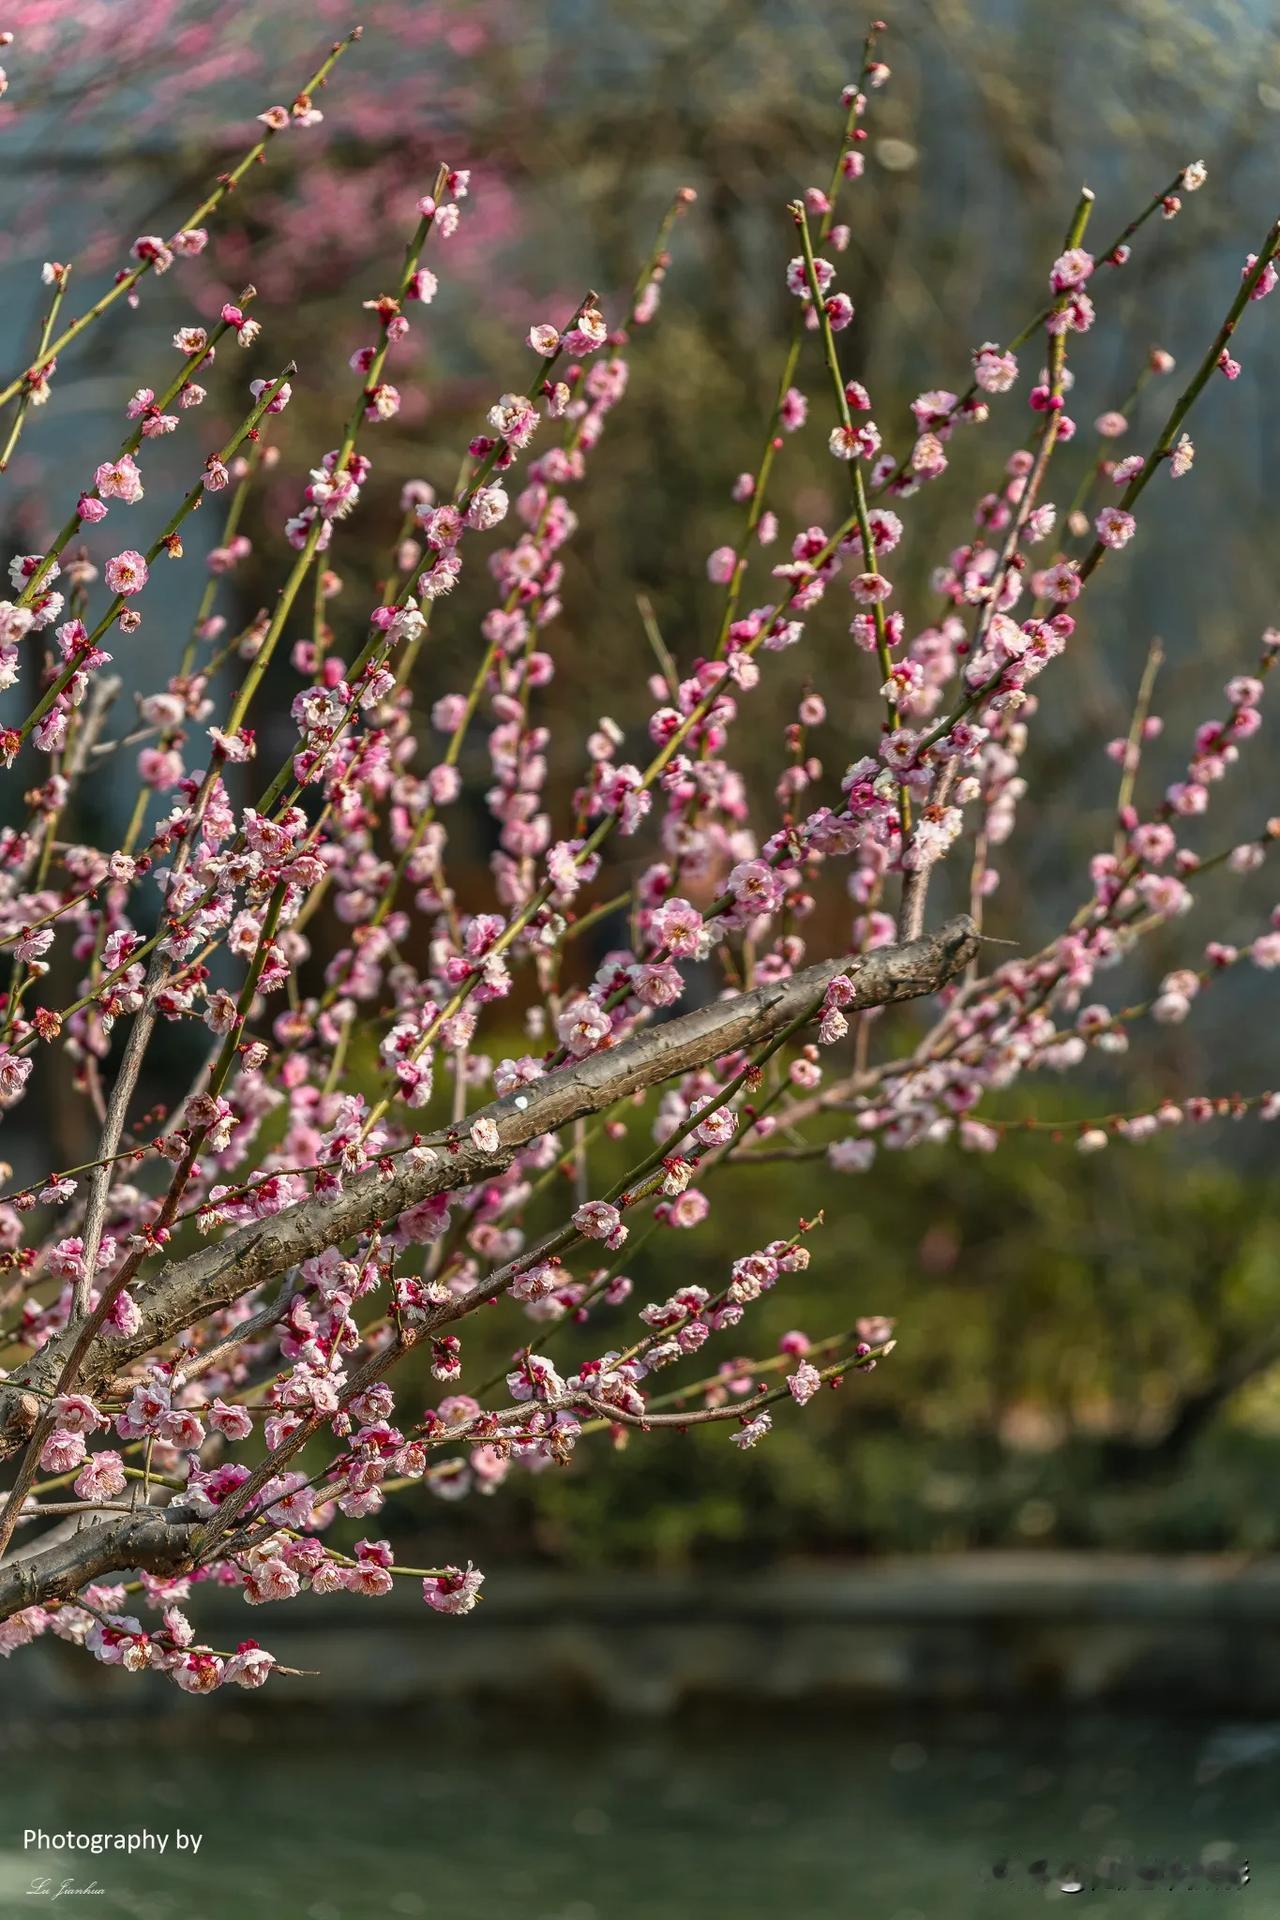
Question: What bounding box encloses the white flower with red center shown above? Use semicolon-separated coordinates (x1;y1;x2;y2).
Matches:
1050;246;1094;292
572;1200;626;1247
39;1428;86;1474
851;571;893;605
972;342;1018;393
73;1451;127;1502
1095;506;1136;549
465;485;508;531
52;1394;108;1434
1041;561;1081;603
94;455;143;504
786;255;834;298
692;1099;736;1147
243;1557;301;1606
157;1408;206;1452
727;858;783;917
209;1399;253;1441
347;1540;395;1597
224;1643;277;1688
104;550;148;595
649;896;705;957
563;306;607;354
9;552;56;591
130;234;173;272
556;997;612;1058
419;554;461;600
878;727;919;772
867;508;903;552
172;1652;225;1693
506;1353;565;1403
486;392;539;447
364;382;400;421
250;376;292;413
787;1360;822;1406
14;925;53;965
828;420;881;461
422;1564;485;1615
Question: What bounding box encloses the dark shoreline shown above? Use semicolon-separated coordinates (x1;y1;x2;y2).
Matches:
7;1552;1280;1719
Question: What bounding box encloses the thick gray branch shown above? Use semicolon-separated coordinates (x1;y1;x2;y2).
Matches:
0;916;977;1458
0;1508;201;1618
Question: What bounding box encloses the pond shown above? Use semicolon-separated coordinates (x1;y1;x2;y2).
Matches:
0;1708;1273;1918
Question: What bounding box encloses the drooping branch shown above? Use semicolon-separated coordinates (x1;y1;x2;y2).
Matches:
0;916;978;1462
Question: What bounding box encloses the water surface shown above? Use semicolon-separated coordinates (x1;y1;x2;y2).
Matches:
0;1709;1275;1918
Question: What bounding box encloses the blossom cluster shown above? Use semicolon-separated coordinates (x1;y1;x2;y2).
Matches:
0;28;1274;1688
